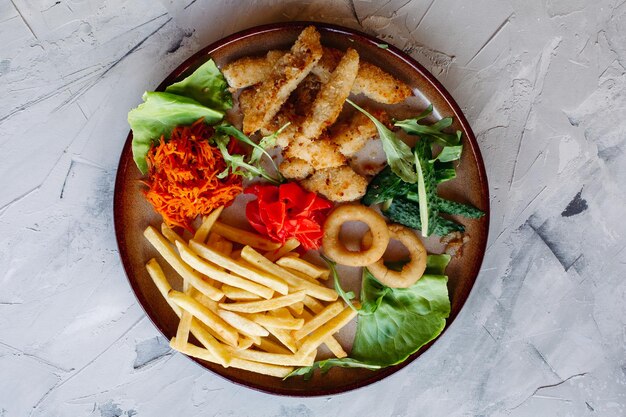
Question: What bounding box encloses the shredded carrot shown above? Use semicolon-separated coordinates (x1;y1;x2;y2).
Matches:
143;119;242;232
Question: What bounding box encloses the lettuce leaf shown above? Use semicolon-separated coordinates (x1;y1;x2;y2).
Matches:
128;59;232;173
351;256;450;366
128;92;224;173
165;59;232;111
286;255;451;378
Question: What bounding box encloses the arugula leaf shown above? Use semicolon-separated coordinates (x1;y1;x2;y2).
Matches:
128;92;224;173
215;123;283;180
414;144;429;236
321;255;359;313
351;260;451;366
394;105;462;147
212;134;282;184
376;43;389;49
284;358;382;380
251;122;291;164
431;145;463;163
347;99;417;184
165;59;232;111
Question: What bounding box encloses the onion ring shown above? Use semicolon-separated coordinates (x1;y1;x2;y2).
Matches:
322;205;390;267
362;224;427;288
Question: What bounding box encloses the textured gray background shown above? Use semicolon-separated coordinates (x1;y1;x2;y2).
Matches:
1;0;625;416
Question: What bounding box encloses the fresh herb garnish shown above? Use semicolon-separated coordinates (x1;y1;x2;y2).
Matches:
360;105;483;236
251;122;291;164
346;99;417;184
213;134;282;184
376;43;389;49
321;254;359;313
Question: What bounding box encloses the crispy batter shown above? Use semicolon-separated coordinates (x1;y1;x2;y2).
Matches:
331;108;390;156
299;48;359;142
238;88;255;115
352;62;413;104
242;26;323;134
285;135;346;170
222;55;271;89
301;165;368;202
225;46;412;104
279;158;314;180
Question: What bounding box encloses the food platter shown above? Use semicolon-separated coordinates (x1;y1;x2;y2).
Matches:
114;22;489;396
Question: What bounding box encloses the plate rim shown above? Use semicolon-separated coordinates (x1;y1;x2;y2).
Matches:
113;20;490;397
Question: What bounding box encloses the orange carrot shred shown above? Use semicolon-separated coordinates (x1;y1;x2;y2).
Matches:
143;119;242;232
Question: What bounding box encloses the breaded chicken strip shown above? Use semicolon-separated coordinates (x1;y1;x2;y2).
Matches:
313;48;412;104
279;158;314;180
301;165;368;202
331;108;390;157
352;62;413;104
299;48;359;142
285;136;346;170
242;26;323;134
224;47;412;104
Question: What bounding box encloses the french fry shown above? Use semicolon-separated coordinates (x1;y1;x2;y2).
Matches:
219;291;306;314
257;338;291;355
241;246;338;301
265;325;298;353
294;301;344;340
189;240;288;294
229;347;316;367
297;307;347;358
297;307;357;357
217;240;233;256
302;295;326;314
237;337;257;350
221;284;262;301
145;260;231;365
276;256;330;280
245;312;304;330
174;287;195;349
187;319;231;367
217;310;269;337
282;267;319;284
212;221;281;251
145;259;182;316
263;238;300;262
194;206;223;243
144;226;223;301
171;340;293;378
287;302;304;316
168;290;239;347
161;223;184;245
177;241;274;300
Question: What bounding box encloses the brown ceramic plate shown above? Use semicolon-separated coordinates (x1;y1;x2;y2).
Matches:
114;22;489;396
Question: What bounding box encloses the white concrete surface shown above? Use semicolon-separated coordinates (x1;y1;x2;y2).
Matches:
1;0;625;416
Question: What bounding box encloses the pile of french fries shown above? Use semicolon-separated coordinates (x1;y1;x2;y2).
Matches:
143;207;356;378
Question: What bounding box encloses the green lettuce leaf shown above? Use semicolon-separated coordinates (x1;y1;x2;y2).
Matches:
286;255;451;378
128;92;224;173
351;256;451;366
165;59;232;111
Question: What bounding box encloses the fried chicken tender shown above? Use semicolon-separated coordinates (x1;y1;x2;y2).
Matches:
224;47;413;104
285;136;346;170
331;108;390;157
352;62;413;104
242;26;323;134
279;158;314;180
299;48;359;142
301;165;368;202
